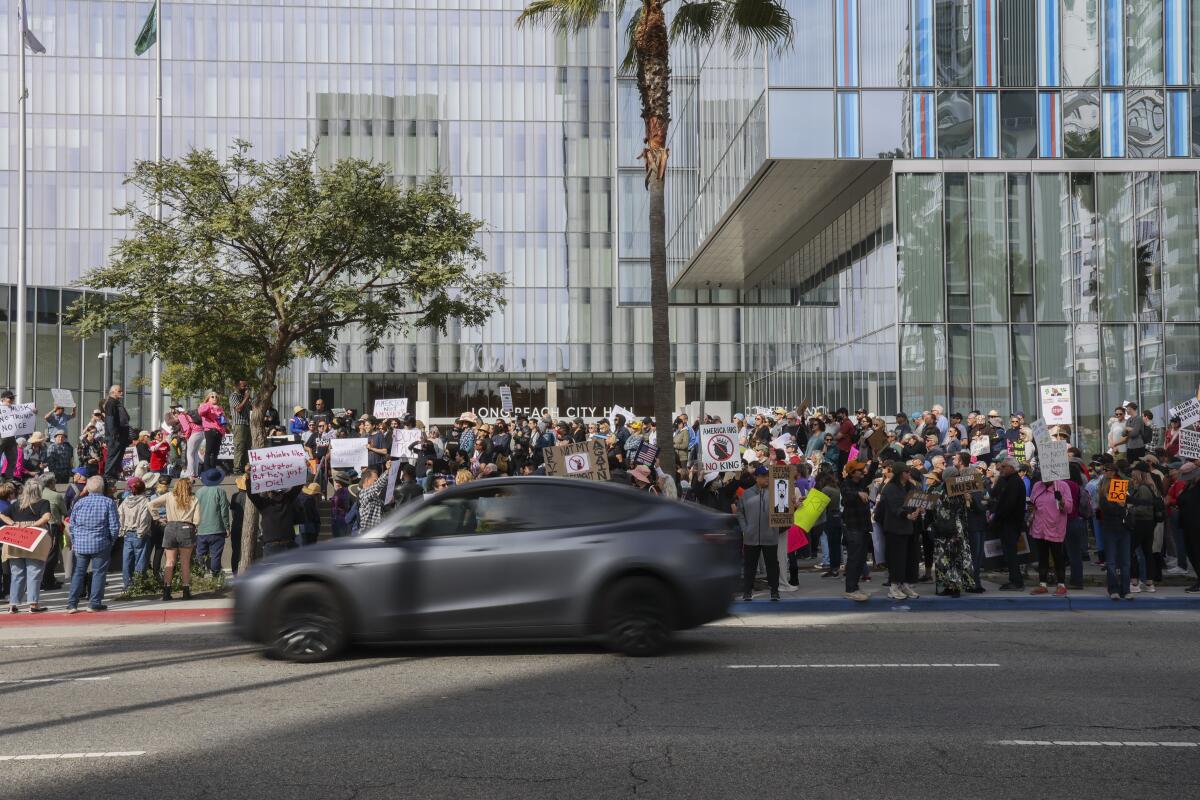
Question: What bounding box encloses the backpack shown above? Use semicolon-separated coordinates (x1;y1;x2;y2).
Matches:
1076;485;1094;520
1152;492;1166;524
188;409;203;426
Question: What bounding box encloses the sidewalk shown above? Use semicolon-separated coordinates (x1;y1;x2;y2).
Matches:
0;573;232;627
736;557;1200;613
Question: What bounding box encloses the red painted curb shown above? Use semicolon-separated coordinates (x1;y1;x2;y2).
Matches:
0;608;232;626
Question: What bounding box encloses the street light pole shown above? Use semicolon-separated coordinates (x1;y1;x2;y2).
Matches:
15;0;29;403
148;0;164;428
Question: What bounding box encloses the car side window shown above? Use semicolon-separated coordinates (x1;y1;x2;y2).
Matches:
413;487;528;537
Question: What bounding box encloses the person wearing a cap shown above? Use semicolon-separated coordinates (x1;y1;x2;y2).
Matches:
289;406;309;437
44;404;76;440
45;430;74;484
736;465;781;601
989;457;1028;591
117;476;153;591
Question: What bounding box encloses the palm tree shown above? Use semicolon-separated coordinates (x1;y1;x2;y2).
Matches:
518;1;792;475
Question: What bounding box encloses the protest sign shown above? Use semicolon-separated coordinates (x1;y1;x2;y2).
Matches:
904;490;937;511
373;398;408;420
867;428;888;455
50;388;76;408
969;437;990;457
1178;428;1200;460
1171;397;1200;428
0;403;37;438
121;446;137;477
543;439;610;481
499;386;514;415
946;471;985;497
635;441;659;466
1106;479;1129;504
1030;418;1050;449
791;488;831;536
390;428;422;459
330;437;369;469
247;444;307;494
385;459;402;505
1039;439;1070;482
769;433;793;451
1040;384;1073;425
700;424;741;473
218;434;234;461
0;525;49;557
769;465;794;527
610;404;637;428
983;530;1033;570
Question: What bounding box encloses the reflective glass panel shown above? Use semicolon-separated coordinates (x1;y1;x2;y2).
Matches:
1001;91;1037;157
975;0;999;85
1038;91;1063;157
1062;0;1101;86
1168;90;1190;156
770;0;834;85
970;172;1009;322
1096;173;1135;322
769;91;835;158
913;0;936;86
1000;0;1036;86
1034;173;1072;322
862;91;909;156
1127;89;1165;158
936;0;973;86
1063;90;1101;157
1037;0;1061;85
1125;0;1164;85
897;174;945;322
1103;0;1125;85
838;92;861;157
1161;173;1200;321
945;173;972;322
862;0;911;86
900;325;948;411
1102;90;1126;156
975;91;999;155
913;92;937;156
937;91;974;157
1012;325;1037;418
973;325;1011;414
1166;0;1188;84
948;324;974;409
837;0;860;86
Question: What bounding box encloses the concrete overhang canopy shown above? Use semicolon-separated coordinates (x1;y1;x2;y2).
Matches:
670;159;893;290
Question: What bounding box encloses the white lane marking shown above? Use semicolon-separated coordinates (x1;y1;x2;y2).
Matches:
0;677;111;684
0;751;145;761
996;740;1199;748
0;645;39;649
728;663;1001;669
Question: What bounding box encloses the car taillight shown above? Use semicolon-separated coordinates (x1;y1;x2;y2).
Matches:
699;531;731;544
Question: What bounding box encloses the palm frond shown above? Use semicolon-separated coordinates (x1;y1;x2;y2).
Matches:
619;4;643;74
516;0;611;34
669;0;793;57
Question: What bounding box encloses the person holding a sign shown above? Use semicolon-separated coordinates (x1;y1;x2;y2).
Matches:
927;468;975;598
1096;463;1134;599
989;459;1029;591
878;467;923;601
1126;463;1162;594
0;390;19;480
1028;474;1075;596
44;404;75;439
2;481;53;612
736;466;781;601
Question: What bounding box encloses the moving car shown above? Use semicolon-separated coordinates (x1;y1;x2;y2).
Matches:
233;476;740;662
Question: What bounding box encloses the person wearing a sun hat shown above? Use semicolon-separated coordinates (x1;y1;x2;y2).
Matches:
194;468;231;580
289;405;309;437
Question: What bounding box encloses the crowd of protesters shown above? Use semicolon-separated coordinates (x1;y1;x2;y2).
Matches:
2;380;1199;614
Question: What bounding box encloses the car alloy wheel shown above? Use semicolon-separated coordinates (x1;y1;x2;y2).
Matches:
266;582;347;663
602;576;675;657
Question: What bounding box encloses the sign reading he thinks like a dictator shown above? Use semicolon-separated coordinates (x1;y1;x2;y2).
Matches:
248;444;307;494
700;424;741;473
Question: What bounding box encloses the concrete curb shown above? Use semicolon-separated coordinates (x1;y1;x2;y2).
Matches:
733;595;1200;613
0;608;232;627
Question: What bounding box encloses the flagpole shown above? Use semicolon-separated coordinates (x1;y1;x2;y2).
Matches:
149;0;163;428
15;0;29;404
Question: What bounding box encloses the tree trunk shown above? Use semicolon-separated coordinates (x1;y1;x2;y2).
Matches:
237;354;281;574
636;2;676;478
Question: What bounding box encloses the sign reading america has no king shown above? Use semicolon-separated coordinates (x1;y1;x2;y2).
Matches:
700;423;740;473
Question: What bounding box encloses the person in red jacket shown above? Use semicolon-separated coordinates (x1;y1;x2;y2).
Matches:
148;430;170;473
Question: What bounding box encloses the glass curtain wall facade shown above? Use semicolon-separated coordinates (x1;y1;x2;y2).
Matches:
667;0;1200;450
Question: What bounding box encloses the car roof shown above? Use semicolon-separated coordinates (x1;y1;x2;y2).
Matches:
438;475;649;502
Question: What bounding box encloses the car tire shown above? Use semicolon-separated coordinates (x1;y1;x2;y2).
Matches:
265;582;348;663
601;576;676;657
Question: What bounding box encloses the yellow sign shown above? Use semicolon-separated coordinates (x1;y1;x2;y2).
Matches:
1107;479;1129;504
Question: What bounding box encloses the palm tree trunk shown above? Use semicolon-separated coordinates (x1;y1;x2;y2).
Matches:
636;1;676;478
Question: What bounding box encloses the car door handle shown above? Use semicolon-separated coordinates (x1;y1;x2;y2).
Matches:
467;547;495;552
583;538;610;545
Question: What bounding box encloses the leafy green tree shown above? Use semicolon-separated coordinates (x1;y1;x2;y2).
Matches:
518;1;792;474
72;141;504;569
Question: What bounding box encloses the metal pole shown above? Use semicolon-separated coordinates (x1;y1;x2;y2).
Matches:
15;0;28;403
149;0;164;428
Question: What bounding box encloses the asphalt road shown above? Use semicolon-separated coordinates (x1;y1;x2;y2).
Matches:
2;612;1199;799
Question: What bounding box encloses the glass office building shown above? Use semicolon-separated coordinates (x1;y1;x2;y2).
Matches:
663;0;1200;453
2;1;1198;448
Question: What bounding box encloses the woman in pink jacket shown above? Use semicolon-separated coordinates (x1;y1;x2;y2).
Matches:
1029;478;1076;596
197;391;227;473
177;409;204;479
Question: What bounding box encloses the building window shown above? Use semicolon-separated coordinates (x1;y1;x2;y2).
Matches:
936;0;972;87
1033;173;1072;322
862;0;910;86
862;91;909;156
1125;0;1164;86
900;325;948;411
945;173;972;322
837;0;860;86
1000;0;1036;86
975;0;998;85
1166;0;1188;84
1169;90;1191;156
970;173;1009;321
1062;0;1101;87
768;90;835;157
769;0;833;85
1037;0;1061;85
1096;173;1136;322
1127;89;1165;158
913;0;936;86
838;92;861;157
897;174;945;323
1039;91;1063;157
1103;0;1124;85
975;91;999;156
1001;91;1037;157
937;91;974;157
1102;90;1126;156
1064;89;1101;157
913;92;937;156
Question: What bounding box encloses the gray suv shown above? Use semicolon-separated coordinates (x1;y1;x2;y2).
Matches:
232;477;739;662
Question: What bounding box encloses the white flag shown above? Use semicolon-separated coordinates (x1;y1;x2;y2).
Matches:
21;1;46;54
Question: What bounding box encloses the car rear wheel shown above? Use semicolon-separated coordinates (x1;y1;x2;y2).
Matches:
265;582;347;663
601;576;676;657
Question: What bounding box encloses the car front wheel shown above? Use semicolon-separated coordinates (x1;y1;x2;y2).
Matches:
265;582;348;663
601;576;676;657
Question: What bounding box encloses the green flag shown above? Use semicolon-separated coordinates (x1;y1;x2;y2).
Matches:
134;1;157;56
